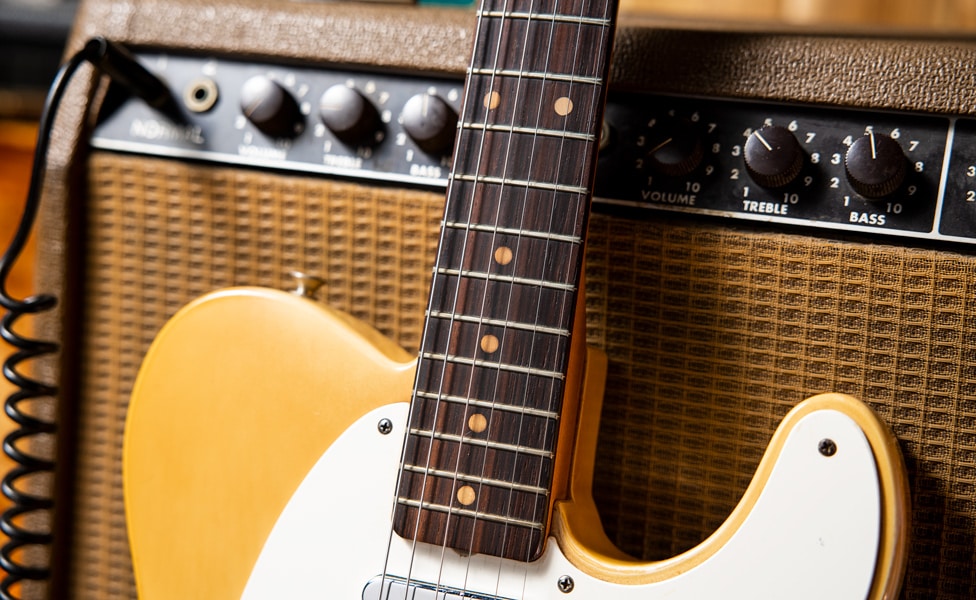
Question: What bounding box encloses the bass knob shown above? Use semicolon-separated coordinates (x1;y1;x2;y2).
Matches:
845;132;907;199
400;93;457;155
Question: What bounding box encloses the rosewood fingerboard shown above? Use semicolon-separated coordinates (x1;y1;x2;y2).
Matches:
392;0;618;563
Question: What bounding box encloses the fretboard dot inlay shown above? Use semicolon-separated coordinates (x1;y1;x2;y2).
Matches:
468;413;489;433
457;485;477;506
480;334;500;354
494;245;514;265
554;96;574;116
484;90;501;110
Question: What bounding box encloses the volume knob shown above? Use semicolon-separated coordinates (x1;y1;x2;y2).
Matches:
401;93;457;155
240;75;303;138
845;132;907;199
645;118;703;178
743;125;804;188
319;84;380;145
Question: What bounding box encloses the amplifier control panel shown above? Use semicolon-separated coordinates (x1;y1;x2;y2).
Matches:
595;94;960;242
91;53;976;246
92;54;466;188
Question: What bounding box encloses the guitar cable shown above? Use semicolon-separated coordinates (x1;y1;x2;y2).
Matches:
0;38;181;599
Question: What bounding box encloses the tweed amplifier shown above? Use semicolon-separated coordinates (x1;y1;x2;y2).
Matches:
15;0;976;597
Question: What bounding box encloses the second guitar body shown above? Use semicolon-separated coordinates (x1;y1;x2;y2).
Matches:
123;287;908;599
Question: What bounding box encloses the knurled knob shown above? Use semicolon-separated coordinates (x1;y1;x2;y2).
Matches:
645;118;703;178
240;75;303;138
743;125;804;188
845;132;907;199
400;93;457;155
319;84;380;145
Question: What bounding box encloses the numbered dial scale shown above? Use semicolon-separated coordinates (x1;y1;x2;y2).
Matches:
89;52;976;246
595;94;976;244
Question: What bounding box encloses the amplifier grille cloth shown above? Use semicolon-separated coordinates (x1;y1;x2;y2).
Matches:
77;152;975;598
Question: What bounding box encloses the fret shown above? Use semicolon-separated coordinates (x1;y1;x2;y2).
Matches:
434;227;581;287
444;181;584;239
401;427;553;489
461;121;595;142
450;173;587;195
395;498;545;531
408;429;555;459
396;465;550;528
469;18;610;80
395;467;550;542
476;10;612;27
415;391;561;420
425;310;571;337
453;128;593;190
464;74;602;139
443;222;582;245
421;352;566;381
428;272;575;332
415;360;562;414
422;316;570;376
434;266;577;292
408;391;559;450
467;67;602;87
401;464;551;496
483;0;613;20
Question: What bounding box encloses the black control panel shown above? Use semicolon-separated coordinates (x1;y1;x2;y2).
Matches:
93;54;465;187
91;52;976;246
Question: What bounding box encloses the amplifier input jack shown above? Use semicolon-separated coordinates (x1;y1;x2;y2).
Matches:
183;77;219;113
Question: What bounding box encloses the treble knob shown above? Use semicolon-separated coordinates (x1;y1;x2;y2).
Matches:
400;93;458;155
240;75;303;138
319;84;380;145
644;118;703;178
845;132;907;199
743;125;804;188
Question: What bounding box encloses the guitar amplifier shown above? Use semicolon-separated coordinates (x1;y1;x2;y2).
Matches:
20;0;976;596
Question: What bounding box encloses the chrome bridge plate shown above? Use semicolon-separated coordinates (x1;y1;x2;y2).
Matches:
362;576;511;600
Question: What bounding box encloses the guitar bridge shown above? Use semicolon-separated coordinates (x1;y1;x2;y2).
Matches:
363;576;513;600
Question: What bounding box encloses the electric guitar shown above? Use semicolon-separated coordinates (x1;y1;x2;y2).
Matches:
123;0;911;597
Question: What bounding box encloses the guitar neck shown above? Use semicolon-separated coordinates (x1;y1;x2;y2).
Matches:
393;0;617;563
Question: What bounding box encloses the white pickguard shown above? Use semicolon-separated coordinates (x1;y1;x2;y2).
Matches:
243;403;881;599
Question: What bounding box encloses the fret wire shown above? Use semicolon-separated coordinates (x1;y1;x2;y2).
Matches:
443;221;582;245
426;310;571;337
477;10;612;26
421;352;566;381
408;428;555;458
435;266;577;292
414;391;561;420
451;173;587;195
401;464;551;496
460;121;595;142
467;67;602;86
396;497;545;531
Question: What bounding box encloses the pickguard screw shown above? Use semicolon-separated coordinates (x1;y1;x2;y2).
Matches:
819;438;837;457
557;575;575;594
377;418;393;435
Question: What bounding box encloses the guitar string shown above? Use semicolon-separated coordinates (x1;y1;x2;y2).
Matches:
375;0;511;596
451;0;548;596
432;0;538;593
481;0;568;593
491;0;601;588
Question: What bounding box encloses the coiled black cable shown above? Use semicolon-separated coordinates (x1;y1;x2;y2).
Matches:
0;38;181;598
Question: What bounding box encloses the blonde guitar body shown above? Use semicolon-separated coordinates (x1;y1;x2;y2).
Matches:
124;287;910;600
